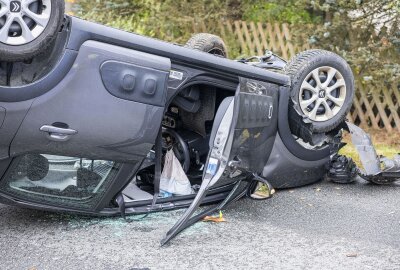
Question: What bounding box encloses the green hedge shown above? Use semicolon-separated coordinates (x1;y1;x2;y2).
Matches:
74;0;400;83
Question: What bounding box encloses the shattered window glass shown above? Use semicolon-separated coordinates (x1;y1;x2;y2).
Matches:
0;154;120;209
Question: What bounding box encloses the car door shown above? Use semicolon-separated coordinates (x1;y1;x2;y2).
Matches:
161;77;279;245
10;41;170;161
0;40;170;211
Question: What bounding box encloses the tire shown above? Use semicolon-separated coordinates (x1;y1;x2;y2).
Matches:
185;33;228;57
285;49;354;134
0;0;65;62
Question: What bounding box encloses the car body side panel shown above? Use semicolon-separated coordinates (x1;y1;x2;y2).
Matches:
0;100;33;160
0;107;5;128
263;134;329;188
67;17;290;86
10;41;170;162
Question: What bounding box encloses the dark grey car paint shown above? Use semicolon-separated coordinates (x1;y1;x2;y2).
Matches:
66;17;290;86
263;134;329;188
0;100;33;159
0;107;5;128
10;41;170;162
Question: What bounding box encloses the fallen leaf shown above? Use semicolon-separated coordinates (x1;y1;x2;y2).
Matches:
203;210;226;223
203;216;226;223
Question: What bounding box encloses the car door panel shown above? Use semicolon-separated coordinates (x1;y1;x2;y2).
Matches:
0;100;33;160
228;78;279;174
10;41;170;162
161;78;279;245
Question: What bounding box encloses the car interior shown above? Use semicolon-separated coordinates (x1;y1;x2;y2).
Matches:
127;84;236;201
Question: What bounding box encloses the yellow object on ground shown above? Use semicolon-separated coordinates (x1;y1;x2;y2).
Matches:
203;211;226;223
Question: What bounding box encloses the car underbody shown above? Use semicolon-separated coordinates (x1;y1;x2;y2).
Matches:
0;14;398;245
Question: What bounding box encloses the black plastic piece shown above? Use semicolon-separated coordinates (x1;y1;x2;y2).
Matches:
171;95;201;113
326;155;357;184
180;86;200;101
100;60;168;107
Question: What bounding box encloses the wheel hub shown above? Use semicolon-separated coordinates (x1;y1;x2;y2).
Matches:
10;1;21;13
318;89;326;98
299;66;347;122
0;0;51;46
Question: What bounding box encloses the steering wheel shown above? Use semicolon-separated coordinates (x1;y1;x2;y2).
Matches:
162;128;191;173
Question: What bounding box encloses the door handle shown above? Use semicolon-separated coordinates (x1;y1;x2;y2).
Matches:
40;125;78;142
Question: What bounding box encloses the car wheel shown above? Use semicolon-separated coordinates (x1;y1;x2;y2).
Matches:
0;0;65;62
185;33;228;57
285;49;354;134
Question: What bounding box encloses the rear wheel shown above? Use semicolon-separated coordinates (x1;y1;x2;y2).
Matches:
0;0;65;62
185;33;228;57
285;50;354;135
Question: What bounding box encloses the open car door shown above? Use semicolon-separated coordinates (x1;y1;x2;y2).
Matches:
161;77;279;245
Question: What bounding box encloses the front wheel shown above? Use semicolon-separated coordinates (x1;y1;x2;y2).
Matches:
0;0;65;62
285;50;355;135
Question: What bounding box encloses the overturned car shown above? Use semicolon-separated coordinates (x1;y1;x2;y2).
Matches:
0;1;398;245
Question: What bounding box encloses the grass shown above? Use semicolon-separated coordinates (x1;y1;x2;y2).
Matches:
339;128;400;167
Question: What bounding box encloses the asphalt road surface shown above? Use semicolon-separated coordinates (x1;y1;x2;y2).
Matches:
0;178;399;270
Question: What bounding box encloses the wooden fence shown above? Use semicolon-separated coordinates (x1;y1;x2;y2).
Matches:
192;20;400;132
349;81;400;132
192;20;311;60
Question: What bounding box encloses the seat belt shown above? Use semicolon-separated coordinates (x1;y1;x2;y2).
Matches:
152;128;162;208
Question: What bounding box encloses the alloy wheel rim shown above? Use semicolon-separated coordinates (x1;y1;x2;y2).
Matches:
299;66;347;122
0;0;51;45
